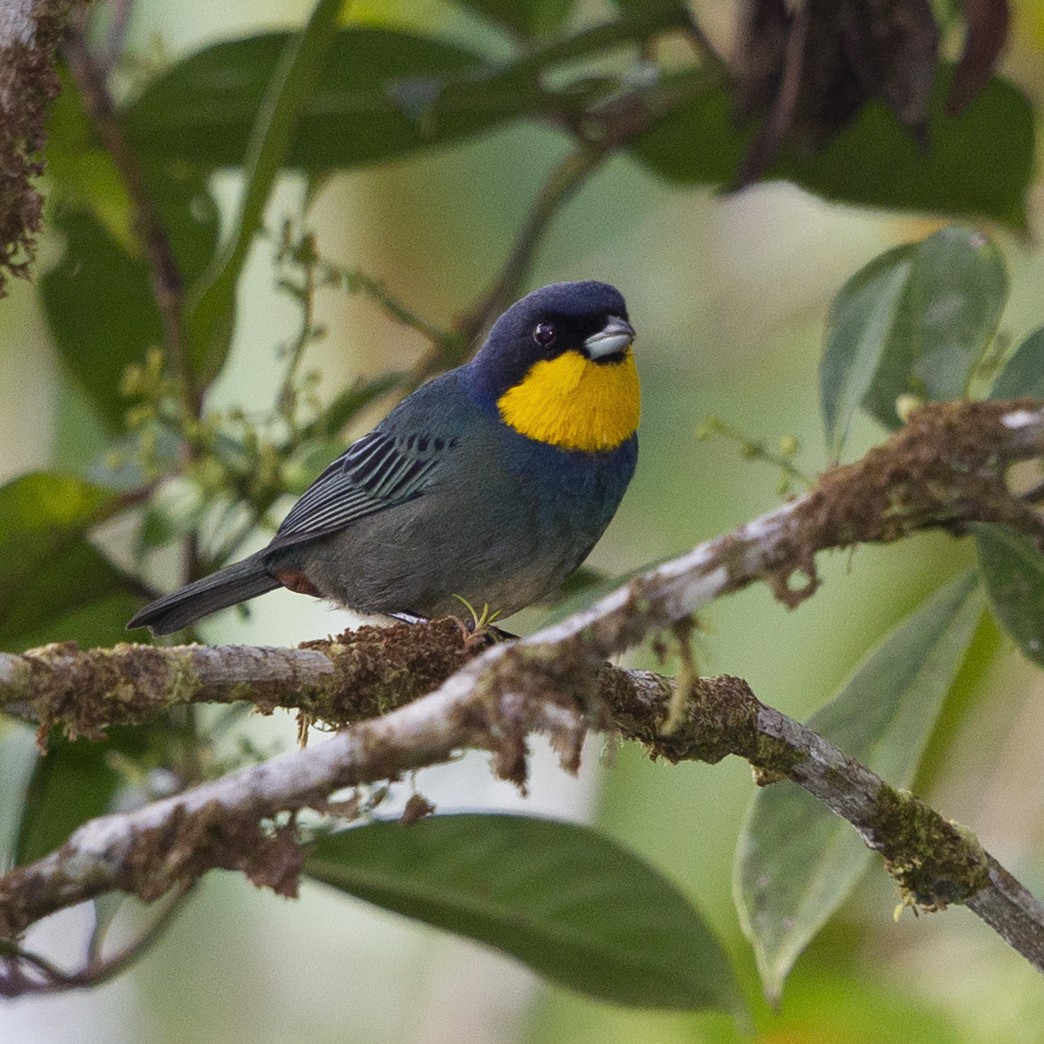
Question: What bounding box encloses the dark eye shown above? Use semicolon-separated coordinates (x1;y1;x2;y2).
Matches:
532;321;556;346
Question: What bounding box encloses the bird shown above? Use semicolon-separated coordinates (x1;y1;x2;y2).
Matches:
127;281;639;636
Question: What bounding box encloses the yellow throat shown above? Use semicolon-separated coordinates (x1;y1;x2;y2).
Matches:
497;348;640;452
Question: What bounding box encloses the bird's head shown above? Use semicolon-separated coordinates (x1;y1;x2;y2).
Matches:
468;281;640;453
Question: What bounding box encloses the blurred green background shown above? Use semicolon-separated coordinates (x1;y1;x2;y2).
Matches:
3;1;1044;1041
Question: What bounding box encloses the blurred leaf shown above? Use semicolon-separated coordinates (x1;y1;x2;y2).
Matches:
187;0;343;386
134;476;208;557
628;84;745;183
0;541;139;650
0;473;135;650
14;594;145;652
819;244;913;458
0;472;114;570
633;70;1032;229
0;722;39;872
305;813;742;1012
46;71;135;253
141;162;221;288
16;738;124;865
820;225;1007;456
451;0;576;38
735;570;983;1004
988;327;1044;400
780;71;1031;229
41;211;163;433
123;29;498;173
733;0;790;121
973;525;1044;666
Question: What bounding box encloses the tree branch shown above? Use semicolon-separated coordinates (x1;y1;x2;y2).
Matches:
62;12;193;410
1;399;1043;981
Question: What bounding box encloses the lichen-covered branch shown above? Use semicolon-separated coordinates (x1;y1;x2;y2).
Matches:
1;398;1043;981
0;0;76;291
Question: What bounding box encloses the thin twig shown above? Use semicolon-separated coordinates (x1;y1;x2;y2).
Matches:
63;14;193;411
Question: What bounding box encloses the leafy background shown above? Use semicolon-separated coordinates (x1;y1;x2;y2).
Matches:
3;0;1044;1041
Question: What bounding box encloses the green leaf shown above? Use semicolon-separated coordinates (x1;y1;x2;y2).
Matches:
305;813;741;1012
15;737;124;865
0;542;140;650
0;472;114;569
819;245;914;458
628;84;743;184
186;0;343;385
632;71;1033;229
735;570;983;1004
142;161;221;289
974;525;1044;667
40;211;163;433
450;0;576;39
0;721;39;872
819;226;1007;456
989;327;1044;400
778;73;1032;230
0;473;138;650
123;29;497;173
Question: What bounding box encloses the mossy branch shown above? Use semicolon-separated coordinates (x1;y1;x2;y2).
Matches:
1;399;1043;988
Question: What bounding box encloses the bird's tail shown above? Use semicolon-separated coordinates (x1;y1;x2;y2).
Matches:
127;552;280;636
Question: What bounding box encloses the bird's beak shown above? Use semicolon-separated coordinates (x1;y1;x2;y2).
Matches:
583;315;635;360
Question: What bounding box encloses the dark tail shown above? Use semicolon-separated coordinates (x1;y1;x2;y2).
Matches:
127;552;280;636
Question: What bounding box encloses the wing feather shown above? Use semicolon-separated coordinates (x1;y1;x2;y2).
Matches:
272;429;447;546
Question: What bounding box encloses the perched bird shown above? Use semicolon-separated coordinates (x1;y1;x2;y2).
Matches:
128;281;639;636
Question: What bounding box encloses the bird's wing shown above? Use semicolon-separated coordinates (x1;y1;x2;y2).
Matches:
269;428;449;548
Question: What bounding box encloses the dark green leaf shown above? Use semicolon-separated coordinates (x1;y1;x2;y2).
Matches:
628;85;744;183
16;738;123;865
989;327;1044;400
40;211;163;432
632;70;1032;229
142;161;221;288
736;570;983;1003
779;71;1032;229
123;29;498;173
451;0;576;39
0;542;140;650
819;225;1007;456
0;472;114;571
0;473;136;650
187;0;343;385
305;813;741;1012
974;525;1044;666
0;722;39;872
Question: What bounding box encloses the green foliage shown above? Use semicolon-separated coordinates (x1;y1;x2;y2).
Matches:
820;225;1008;457
632;69;1032;228
990;326;1044;400
973;526;1044;667
305;813;742;1012
0;473;141;649
735;571;984;1003
41;211;164;433
450;0;577;39
123;29;502;173
186;0;343;385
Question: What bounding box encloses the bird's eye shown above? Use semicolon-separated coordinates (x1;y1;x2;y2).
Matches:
532;321;556;346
